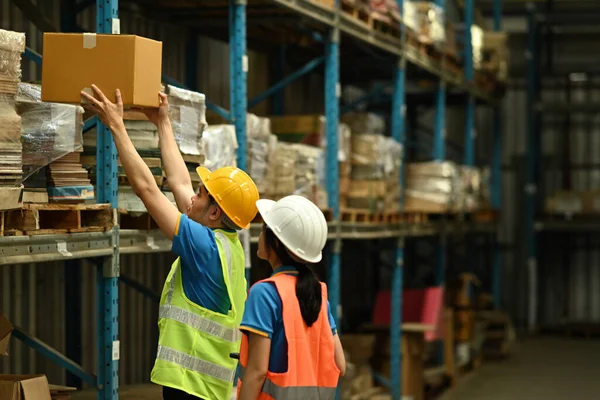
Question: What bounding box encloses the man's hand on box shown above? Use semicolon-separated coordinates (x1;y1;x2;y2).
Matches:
134;92;169;127
81;84;124;132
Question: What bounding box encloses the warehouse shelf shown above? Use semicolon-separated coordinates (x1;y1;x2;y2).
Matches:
535;218;600;232
0;230;114;266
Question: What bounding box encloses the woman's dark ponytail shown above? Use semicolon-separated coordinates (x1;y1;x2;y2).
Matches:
265;226;322;327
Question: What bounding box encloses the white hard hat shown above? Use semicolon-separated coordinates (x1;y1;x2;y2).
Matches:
256;195;328;263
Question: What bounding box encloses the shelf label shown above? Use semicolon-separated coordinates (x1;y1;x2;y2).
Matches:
57;241;73;257
336;83;341;98
242;55;248;73
146;236;159;250
112;340;120;361
112;18;121;35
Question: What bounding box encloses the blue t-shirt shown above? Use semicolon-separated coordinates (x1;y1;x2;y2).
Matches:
171;214;232;315
240;266;337;373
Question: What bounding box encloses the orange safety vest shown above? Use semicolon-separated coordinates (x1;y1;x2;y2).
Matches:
237;274;340;399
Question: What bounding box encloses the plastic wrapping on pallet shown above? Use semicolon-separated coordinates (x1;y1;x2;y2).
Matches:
165;84;207;156
351;134;386;166
201;124;238;170
342;112;385;135
411;1;445;46
247;113;272;139
265;142;296;196
16;83;84;181
404;161;458;211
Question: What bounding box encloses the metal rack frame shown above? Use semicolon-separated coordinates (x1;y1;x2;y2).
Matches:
7;0;506;398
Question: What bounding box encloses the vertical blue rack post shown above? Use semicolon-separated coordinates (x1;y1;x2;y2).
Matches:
491;0;503;307
463;0;475;167
463;0;475;302
95;1;120;399
390;0;406;391
525;3;538;332
433;0;446;292
229;0;250;284
325;4;341;332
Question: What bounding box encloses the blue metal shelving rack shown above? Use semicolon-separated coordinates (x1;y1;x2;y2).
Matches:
8;0;507;398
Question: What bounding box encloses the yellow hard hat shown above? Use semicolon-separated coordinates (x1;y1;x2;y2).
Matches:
196;166;259;229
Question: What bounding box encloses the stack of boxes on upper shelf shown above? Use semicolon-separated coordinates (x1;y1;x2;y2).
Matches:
0;29;25;210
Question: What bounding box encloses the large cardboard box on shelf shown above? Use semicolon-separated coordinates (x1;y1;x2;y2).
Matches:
0;313;13;357
0;375;52;400
41;33;163;108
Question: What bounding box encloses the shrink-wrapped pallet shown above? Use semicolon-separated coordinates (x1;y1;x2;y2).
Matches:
404;161;458;212
247;113;277;195
342;112;385;136
0;29;26;95
411;1;445;47
16;83;84;181
165;84;207;156
201;124;238;171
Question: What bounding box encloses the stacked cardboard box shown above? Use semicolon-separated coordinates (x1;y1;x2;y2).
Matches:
0;29;25;210
264;142;296;201
17;83;90;203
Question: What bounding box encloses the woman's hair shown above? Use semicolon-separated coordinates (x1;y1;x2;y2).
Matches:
264;225;322;327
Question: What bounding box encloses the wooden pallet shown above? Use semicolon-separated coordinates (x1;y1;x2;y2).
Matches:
371;14;400;38
474;209;498;223
252;208;333;224
0;204;114;236
341;0;372;27
118;210;159;231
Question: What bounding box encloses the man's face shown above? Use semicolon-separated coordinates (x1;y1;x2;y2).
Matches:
187;184;220;226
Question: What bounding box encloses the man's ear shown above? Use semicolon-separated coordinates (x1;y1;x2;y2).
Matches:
209;205;222;221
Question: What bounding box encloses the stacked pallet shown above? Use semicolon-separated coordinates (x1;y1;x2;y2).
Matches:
83;112;165;211
482;31;508;82
17;83;91;203
247;113;277;196
382;137;403;212
342;112;387;212
0;29;25;210
404;161;458;213
411;1;445;48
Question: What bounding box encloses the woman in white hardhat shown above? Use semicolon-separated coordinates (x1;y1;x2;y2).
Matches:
236;195;346;400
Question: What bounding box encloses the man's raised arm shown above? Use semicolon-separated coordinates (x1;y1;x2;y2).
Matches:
141;93;195;213
81;85;179;241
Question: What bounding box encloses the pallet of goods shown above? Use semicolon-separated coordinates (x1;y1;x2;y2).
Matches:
247;113;278;197
341;112;388;215
410;1;446;50
268;114;349;212
0;29;25;210
17;82;92;203
481;31;509;82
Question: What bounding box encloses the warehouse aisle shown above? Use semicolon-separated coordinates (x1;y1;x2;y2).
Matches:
439;337;600;400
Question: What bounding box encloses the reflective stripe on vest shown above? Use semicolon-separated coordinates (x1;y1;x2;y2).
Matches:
160;231;241;343
156;345;236;383
238;366;336;400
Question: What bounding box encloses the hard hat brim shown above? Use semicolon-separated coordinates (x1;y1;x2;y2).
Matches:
196;166;211;185
256;198;323;264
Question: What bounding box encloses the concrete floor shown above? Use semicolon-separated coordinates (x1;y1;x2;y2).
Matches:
440;337;600;400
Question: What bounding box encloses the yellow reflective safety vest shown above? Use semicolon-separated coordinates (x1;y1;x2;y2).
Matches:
150;229;247;400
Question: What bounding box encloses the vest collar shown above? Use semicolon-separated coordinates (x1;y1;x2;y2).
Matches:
271;265;299;277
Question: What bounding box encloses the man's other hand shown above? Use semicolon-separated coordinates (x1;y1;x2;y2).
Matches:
81;84;124;131
134;92;169;126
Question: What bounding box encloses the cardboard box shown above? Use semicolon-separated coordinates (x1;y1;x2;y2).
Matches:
0;375;52;400
41;33;162;108
0;314;13;357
